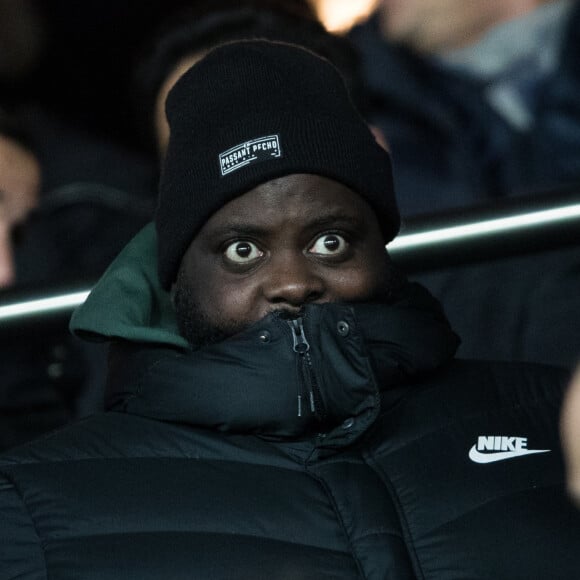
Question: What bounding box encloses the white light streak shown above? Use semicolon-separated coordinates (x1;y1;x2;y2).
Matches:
0;290;90;322
387;204;580;251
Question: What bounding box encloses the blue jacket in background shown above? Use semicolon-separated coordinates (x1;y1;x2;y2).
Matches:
350;4;580;215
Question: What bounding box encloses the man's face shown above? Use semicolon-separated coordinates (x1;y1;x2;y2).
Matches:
379;0;520;53
173;173;397;347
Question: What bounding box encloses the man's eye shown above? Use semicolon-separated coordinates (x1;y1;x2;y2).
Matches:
224;241;264;263
308;233;348;256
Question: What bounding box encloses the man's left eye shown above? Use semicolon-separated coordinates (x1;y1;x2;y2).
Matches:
308;233;348;256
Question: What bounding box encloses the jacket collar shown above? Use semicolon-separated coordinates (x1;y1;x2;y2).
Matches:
105;283;459;447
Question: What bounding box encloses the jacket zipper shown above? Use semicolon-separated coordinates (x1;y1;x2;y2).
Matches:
287;318;325;421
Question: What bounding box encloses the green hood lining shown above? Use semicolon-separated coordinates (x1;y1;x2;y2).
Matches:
70;223;189;350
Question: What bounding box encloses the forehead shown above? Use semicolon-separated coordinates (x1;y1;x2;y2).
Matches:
198;173;379;235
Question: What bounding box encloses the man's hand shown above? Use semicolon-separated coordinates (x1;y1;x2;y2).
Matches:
561;365;580;506
0;134;40;287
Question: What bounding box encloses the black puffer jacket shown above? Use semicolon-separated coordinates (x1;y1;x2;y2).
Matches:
1;225;578;579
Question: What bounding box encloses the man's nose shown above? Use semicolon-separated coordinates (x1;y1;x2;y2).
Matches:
262;251;325;307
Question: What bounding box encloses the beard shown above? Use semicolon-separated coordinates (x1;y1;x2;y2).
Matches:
173;260;407;349
173;269;247;349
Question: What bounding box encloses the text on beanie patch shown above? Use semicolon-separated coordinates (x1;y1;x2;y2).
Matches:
219;135;282;176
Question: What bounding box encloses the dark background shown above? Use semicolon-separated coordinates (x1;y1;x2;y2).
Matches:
1;0;195;149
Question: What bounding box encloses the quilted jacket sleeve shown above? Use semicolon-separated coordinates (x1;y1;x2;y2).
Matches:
0;475;46;579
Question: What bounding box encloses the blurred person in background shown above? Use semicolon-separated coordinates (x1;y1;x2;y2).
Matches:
0;129;79;449
351;0;580;211
0;1;77;451
561;365;580;507
350;0;580;368
0;121;40;288
0;0;43;287
0;0;159;450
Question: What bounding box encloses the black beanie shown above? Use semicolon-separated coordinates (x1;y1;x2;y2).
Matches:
156;40;399;289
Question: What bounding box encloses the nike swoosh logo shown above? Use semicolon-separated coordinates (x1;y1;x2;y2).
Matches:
468;446;550;464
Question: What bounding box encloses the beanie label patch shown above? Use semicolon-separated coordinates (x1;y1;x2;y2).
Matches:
219;135;282;176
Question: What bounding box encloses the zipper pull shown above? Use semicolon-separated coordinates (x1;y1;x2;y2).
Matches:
288;318;310;354
287;317;311;417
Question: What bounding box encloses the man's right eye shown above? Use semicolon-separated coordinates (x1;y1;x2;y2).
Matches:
223;240;264;264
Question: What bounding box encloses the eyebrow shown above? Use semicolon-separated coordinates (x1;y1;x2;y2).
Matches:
207;212;364;240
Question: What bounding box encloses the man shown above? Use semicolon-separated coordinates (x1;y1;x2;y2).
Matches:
0;41;578;579
350;0;580;368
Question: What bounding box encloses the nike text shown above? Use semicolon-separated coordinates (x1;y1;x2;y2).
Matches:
468;435;550;464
